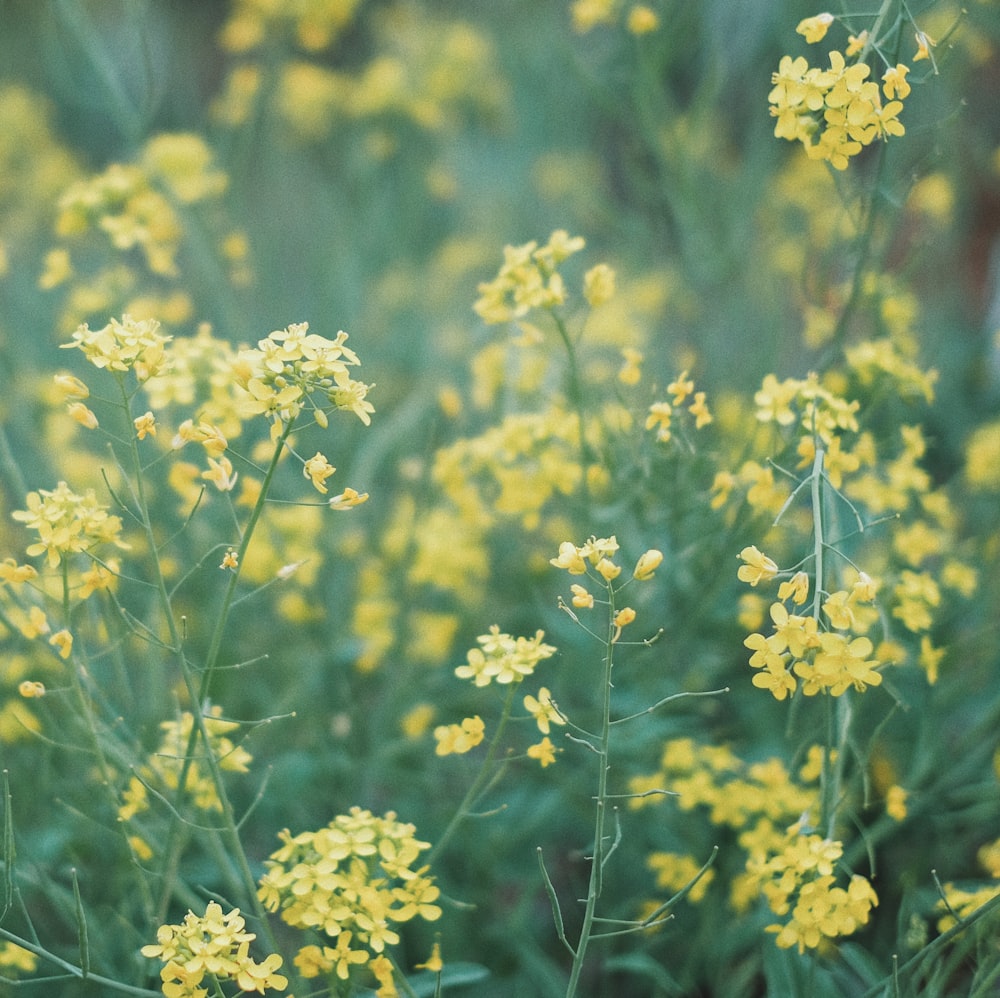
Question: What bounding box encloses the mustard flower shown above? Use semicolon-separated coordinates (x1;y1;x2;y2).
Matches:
822;591;854;630
886;785;908;821
527;737;557;767
454;626;556;686
777;571;809;605
523;687;565;735
627;5;658;34
0;559;37;584
737;546;779;587
220;548;239;570
645;401;672;441
53;373;90;399
67;402;99;428
913;30;935;62
846;31;869;56
633;548;663;581
688;391;713;427
434;715;485;755
550;541;587;574
667;370;694;405
416;942;444;973
18;680;45;698
62;314;171;380
614;606;636;629
583;262;616;306
796;12;834;43
570;583;594;608
13;481;127;567
303;451;336;494
596;557;621;581
0;942;37;975
751;659;797;700
882;64;911;100
329;487;369;509
202;455;238;492
133;410;156;439
48;629;73;659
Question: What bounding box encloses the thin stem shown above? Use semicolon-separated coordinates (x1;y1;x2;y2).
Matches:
427;684;518;866
564;580;617;998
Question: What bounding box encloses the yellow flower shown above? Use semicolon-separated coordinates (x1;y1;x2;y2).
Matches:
67;402;99;428
627;5;659;34
882;64;911;100
737;546;779;587
633;549;663;581
415;942;443;973
913;30;935;62
550;541;587;575
777;571;809;605
570;583;594;608
328;487;369;509
133;411;156;439
688;391;712;428
523;687;565;735
667;370;694;405
18;680;46;698
596;557;621;581
886;785;908;821
645;401;672;441
49;629;73;659
203;455;238;491
796;12;834;43
303;452;336;494
220;548;239;570
527;737;557;767
583;263;616;306
53;373;90;399
434;715;485;755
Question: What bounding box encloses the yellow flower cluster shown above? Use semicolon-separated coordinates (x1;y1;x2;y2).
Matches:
232;322;374;434
570;0;660;36
432;407;586;530
754;833;878;952
630;739;876;950
62;313;171;381
434;714;485;756
141;900;287;997
645;369;713;442
769;36;909;170
454;625;556;687
0;941;37;978
257;807;441;987
12;480;127;568
118;706;252;826
473;229;586;325
742;573;883;700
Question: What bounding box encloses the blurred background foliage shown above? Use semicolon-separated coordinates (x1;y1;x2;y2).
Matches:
1;0;1000;995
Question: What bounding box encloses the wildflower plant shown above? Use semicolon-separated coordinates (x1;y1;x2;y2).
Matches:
2;0;1000;995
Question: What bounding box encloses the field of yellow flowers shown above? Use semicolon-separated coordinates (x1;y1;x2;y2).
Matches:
1;1;1000;996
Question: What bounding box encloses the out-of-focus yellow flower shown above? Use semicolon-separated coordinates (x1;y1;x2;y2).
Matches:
796;12;834;43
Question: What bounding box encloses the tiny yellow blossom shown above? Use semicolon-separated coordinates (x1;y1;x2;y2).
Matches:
618;346;643;385
523;687;566;735
49;629;73;659
645;401;672;441
777;571;809;605
633;548;663;581
203;455;238;491
583;263;616;306
133;411;156;439
303;452;336;494
796;12;834;43
527;736;557;767
688;391;712;428
886;785;908;821
570;583;594;608
18;680;46;698
328;487;369;509
882;64;911;100
67;402;99;428
415;942;444;973
434;715;485;755
738;546;779;587
596;557;621;581
53;373;90;399
913;30;935;62
667;371;694;405
220;548;239;570
627;5;659;34
551;541;587;575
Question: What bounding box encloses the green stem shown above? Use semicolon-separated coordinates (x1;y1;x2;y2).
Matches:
565;581;617;998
